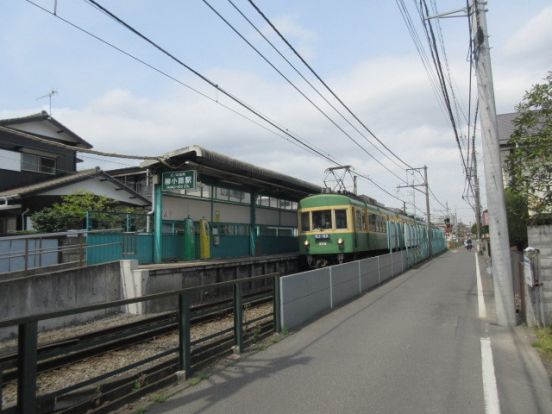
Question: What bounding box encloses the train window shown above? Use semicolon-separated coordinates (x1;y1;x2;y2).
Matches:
369;214;377;231
301;212;310;231
312;210;332;230
355;209;363;230
335;209;347;229
376;215;383;233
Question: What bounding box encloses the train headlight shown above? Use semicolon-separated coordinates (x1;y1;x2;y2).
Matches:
337;238;344;245
304;240;310;247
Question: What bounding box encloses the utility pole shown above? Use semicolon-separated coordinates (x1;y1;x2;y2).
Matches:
471;0;516;326
424;166;432;257
472;149;482;240
398;166;432;257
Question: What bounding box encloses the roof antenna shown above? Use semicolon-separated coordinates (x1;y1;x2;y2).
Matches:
36;89;58;115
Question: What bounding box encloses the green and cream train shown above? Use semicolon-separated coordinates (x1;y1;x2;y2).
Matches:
298;192;444;268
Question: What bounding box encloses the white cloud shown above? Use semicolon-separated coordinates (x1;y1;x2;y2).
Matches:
261;15;317;60
502;6;552;66
50;55;462;214
1;48;521;222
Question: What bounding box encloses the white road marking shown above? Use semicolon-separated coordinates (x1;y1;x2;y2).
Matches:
481;337;501;414
475;253;487;319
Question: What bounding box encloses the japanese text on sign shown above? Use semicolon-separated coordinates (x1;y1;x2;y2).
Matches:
162;170;197;190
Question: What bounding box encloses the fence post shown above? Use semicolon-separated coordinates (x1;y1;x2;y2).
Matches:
38;238;42;268
358;260;362;293
178;294;191;376
17;321;38;414
234;282;243;353
24;239;29;271
79;234;85;267
273;274;281;333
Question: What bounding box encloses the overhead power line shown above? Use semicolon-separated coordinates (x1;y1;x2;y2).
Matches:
25;0;411;207
246;0;414;171
23;0;330;162
82;0;338;166
224;0;407;173
82;0;413;205
201;0;407;184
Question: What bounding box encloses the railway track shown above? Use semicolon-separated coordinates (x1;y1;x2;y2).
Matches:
0;289;272;383
1;273;281;414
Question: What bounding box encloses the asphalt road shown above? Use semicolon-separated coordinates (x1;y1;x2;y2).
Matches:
146;250;552;414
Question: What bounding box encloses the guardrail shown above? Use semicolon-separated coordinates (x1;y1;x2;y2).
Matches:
0;272;280;414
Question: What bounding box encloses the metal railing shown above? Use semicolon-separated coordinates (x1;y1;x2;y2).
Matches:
0;230;123;274
0;272;280;414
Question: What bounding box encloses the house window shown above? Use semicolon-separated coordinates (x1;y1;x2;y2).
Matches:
21;153;56;174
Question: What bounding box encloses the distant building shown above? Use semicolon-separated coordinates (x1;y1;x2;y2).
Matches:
482;209;489;226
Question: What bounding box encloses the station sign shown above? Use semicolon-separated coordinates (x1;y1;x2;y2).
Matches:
162;170;197;190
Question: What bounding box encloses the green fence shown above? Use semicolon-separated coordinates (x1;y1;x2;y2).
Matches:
86;221;299;266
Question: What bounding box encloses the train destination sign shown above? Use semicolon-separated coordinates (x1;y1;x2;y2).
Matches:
162;170;197;190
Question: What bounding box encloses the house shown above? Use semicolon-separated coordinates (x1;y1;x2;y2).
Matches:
496;112;519;185
0;111;92;191
0;112;149;234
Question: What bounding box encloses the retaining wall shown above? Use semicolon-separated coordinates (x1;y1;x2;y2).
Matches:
0;261;122;339
121;254;300;314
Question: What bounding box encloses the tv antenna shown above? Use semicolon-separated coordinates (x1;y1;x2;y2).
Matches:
323;165;357;194
36;89;58;115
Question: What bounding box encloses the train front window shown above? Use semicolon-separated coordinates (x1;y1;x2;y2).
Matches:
301;212;310;232
335;209;347;229
312;210;332;230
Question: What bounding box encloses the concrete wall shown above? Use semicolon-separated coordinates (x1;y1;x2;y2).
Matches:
280;252;408;330
280;211;297;227
213;202;249;224
121;254;300;314
163;196;211;221
527;225;552;325
256;207;279;226
0;261;122;339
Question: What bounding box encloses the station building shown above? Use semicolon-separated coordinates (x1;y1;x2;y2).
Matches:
106;145;321;263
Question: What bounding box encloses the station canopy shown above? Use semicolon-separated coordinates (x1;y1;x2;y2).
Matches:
141;145;321;201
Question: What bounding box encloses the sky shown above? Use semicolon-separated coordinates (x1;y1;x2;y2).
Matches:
1;0;551;223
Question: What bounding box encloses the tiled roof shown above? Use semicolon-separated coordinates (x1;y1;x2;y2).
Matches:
0;169;100;197
0;168;149;206
0;111;93;149
496;112;518;146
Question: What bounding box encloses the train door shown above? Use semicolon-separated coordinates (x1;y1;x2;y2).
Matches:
353;208;361;249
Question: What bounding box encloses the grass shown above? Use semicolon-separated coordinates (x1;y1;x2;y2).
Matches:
533;327;552;364
151;393;167;403
189;373;210;386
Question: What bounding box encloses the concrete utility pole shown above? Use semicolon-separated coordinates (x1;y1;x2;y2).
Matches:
398;166;432;257
423;166;432;257
472;150;482;240
471;0;516;326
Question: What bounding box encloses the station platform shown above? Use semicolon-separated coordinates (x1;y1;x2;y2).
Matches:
139;250;552;414
138;252;298;272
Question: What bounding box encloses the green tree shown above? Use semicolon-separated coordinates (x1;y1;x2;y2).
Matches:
504;188;528;250
31;192;124;232
506;72;552;219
